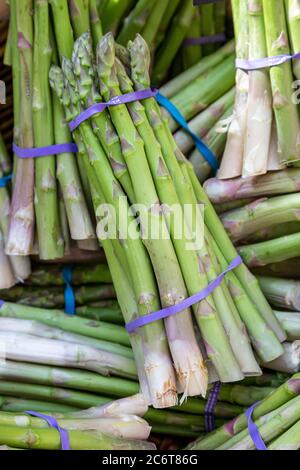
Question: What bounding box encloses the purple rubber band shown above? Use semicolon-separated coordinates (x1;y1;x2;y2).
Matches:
13;142;78;159
126;255;242;333
236;52;300;71
193;0;224;4
25;411;71;450
0;300;3;308
205;381;221;433
68;88;158;132
245;402;268;451
184;33;227;46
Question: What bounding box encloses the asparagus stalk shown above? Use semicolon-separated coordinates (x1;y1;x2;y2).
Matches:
0;359;139;398
60;303;124;324
154;0;181;49
253;257;300;278
218;0;249;179
200;3;216;56
268;418;300;450
262;341;300;373
182;8;202;70
0;331;137;379
33;0;63;260
0;425;156;450
274;310;300;341
152;0;195;85
263;0;300;163
101;0;134;35
0;397;78;414
186;373;300;449
89;0;103;47
226;395;300;449
140;0;169;49
117;0;157;46
26;263;111;286
238;232;300;267
68;0;90;37
189;105;233;182
174;88;235;155
285;0;300;79
0;284;116;308
6;0;35;256
50;0;96;241
242;0;272;177
0;229;15;288
0;133;11;175
217;384;273;406
257;276;300;311
0;317;133;359
244;220;300;244
159;40;235;98
242;372;289;387
0;302;130;346
0;411;151;441
220;193;300;243
204;168;300;203
168;55;235;131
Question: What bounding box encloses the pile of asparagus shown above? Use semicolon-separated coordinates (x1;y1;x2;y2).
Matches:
218;0;300;179
188;373;300;450
0;301;267;442
99;0;229;83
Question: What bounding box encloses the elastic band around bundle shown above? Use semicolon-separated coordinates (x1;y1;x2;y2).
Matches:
193;0;224;4
236;52;300;71
26;411;70;450
13;142;78;159
245;402;268;450
184;33;227;46
126;255;242;333
62;266;76;316
0;173;12;188
68;88;158;131
155;91;219;173
205;381;221;433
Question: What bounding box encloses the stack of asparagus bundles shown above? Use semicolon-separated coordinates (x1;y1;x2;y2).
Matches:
187;373;300;450
0;301;259;440
0;393;156;450
217;0;300;180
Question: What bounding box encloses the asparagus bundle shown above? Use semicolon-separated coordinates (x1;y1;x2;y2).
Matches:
218;0;300;180
46;28;288;408
187;373;300;450
0;394;155;450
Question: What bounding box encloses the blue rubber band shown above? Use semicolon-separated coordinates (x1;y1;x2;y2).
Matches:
62;266;75;316
0;173;12;188
155;91;219;173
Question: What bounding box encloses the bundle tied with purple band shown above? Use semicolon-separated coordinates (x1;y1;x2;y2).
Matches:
236;52;300;71
12;142;78;159
245;402;268;451
25;411;71;450
126;255;242;333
